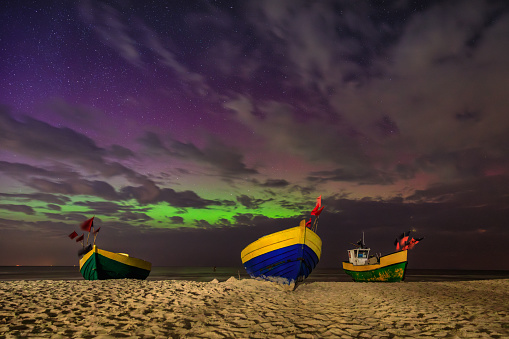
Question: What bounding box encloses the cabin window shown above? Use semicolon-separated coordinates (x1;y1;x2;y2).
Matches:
358;250;368;258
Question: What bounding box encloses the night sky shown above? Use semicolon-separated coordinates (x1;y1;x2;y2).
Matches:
1;0;509;269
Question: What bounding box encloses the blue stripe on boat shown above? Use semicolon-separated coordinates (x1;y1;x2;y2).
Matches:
243;243;319;284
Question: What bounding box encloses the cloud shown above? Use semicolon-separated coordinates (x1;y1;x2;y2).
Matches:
137;131;172;155
243;0;416;100
72;201;142;216
158;188;221;208
78;0;212;98
0;161;73;180
78;0;143;67
170;137;258;176
233;213;271;227
194;219;214;229
259;179;290;188
0;109;147;183
120;185;221;208
107;145;136;159
0;109;225;209
218;1;509;190
0;204;35;215
119;211;153;222
455;109;482;123
0;108;104;163
26;178;121;201
0;162;146;201
138;131;258;177
169;216;184;224
0;193;71;205
236;195;272;209
224;96;373;173
335;1;509;164
406;174;509;207
308;168;395;185
43;212;91;222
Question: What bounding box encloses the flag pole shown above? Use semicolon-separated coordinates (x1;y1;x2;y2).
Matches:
311;207;323;232
93;226;101;245
84;216;95;245
86;228;91;246
312;215;320;232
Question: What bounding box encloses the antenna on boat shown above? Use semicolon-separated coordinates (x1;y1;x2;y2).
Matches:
362;231;365;246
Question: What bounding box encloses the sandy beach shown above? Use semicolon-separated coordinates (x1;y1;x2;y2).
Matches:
0;278;508;338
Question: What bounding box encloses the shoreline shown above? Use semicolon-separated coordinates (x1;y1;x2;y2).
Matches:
2;267;509;282
1;278;508;338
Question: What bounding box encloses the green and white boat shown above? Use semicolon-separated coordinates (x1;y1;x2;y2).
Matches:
343;248;408;282
343;231;423;282
79;245;151;280
342;233;408;282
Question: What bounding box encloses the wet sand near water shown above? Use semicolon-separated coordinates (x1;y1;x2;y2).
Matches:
1;278;508;338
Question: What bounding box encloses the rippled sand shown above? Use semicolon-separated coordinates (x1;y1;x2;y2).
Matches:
0;278;508;338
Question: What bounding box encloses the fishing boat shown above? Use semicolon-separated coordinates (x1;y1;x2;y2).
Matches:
69;217;152;280
241;197;323;288
343;248;408;282
79;245;151;280
342;232;422;282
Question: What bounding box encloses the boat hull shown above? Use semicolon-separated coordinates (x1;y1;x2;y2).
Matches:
241;221;321;285
79;246;151;280
343;250;407;282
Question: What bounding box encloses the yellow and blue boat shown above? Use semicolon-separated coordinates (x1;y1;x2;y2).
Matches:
79;245;152;280
241;219;322;286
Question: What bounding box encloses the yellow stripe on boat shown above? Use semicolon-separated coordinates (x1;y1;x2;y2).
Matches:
342;250;407;272
304;227;321;261
79;245;151;271
241;220;322;264
79;247;95;269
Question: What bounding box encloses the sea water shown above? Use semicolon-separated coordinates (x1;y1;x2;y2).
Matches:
1;266;508;282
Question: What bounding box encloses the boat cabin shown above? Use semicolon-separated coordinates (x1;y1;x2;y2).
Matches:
348;248;370;265
347;233;381;266
348;248;381;266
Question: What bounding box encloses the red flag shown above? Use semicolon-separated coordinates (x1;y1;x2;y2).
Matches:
93;227;101;235
68;231;78;239
404;237;423;250
305;218;312;228
80;217;94;232
311;196;323;215
75;234;84;242
399;235;409;250
311;206;324;216
314;206;324;216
